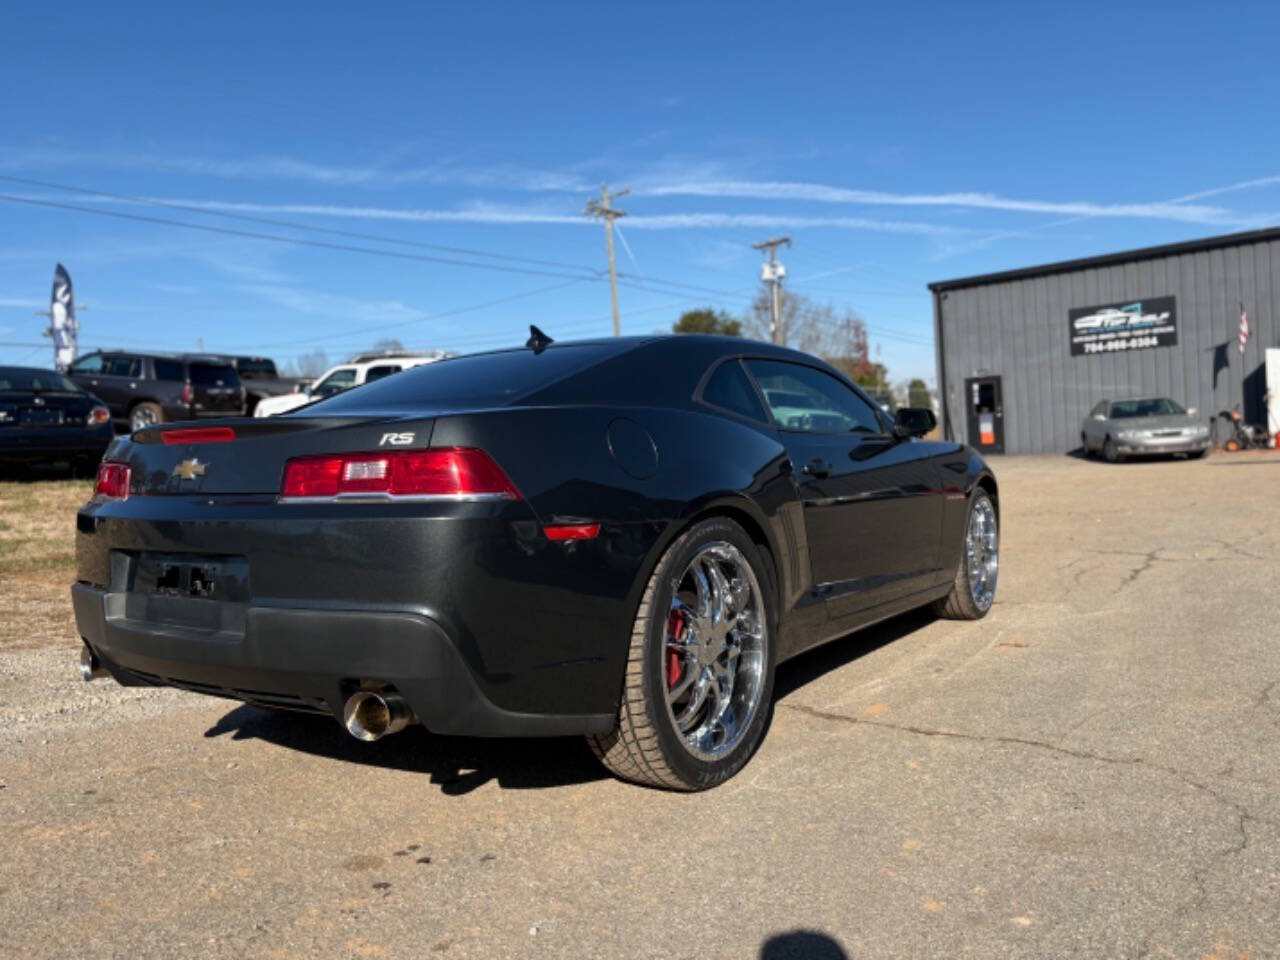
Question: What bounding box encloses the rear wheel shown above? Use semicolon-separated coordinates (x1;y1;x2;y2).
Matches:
589;517;776;791
129;401;163;433
933;490;999;621
1080;432;1093;457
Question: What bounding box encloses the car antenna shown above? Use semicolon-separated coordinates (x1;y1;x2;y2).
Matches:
526;324;554;355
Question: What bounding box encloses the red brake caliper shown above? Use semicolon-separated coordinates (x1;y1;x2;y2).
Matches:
666;610;685;688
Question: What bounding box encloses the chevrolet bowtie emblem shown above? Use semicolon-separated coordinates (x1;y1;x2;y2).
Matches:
173;459;207;481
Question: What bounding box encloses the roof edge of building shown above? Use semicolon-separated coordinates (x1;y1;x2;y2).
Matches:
927;226;1280;294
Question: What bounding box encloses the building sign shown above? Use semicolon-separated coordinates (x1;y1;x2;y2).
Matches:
1068;296;1177;356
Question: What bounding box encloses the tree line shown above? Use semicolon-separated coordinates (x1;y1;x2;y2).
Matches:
671;290;929;405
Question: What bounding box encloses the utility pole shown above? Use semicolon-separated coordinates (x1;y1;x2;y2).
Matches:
585;183;629;337
752;236;791;344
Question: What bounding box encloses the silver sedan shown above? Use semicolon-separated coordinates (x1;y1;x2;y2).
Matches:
1081;397;1211;462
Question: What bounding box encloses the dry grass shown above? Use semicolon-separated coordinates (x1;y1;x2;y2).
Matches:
0;478;92;652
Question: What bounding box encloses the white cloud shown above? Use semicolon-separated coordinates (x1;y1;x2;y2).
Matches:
7;190;972;236
0;147;594;192
632;179;1265;227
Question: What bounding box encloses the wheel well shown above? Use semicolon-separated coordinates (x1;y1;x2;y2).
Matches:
679;504;780;598
977;475;999;522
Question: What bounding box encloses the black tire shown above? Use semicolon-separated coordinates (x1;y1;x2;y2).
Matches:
588;517;777;791
932;489;999;621
1187;448;1208;460
1102;436;1123;464
1080;432;1093;457
129;401;164;433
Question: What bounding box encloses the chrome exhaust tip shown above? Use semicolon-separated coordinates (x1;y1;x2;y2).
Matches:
79;644;107;682
343;690;414;741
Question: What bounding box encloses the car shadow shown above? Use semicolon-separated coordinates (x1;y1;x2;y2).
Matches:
773;607;936;701
204;705;608;795
204;606;939;795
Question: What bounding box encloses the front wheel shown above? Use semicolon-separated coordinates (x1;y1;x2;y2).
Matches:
1103;437;1123;463
589;517;776;791
933;490;999;620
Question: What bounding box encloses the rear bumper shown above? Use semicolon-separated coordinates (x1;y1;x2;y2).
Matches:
0;425;113;461
71;582;614;736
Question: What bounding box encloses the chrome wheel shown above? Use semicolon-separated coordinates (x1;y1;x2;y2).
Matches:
663;541;766;761
130;405;159;432
966;496;998;611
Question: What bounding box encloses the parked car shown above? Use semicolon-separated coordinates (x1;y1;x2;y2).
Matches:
195;355;305;417
253;350;450;417
0;365;114;470
1081;397;1211;462
74;334;998;790
67;351;245;432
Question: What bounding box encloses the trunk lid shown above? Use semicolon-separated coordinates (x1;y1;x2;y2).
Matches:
0;390;95;428
119;416;435;495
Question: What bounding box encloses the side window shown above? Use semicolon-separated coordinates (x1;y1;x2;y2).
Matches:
701;359;767;422
1090;401;1108;417
69;353;103;374
745;359;885;435
312;367;358;398
363;364;401;384
153;359;185;381
103;356;141;377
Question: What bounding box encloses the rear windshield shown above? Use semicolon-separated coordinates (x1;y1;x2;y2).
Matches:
1110;398;1184;418
303;344;616;413
236;358;276;377
0;369;81;392
189;363;241;387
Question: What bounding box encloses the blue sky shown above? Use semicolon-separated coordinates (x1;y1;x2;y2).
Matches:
2;2;1279;383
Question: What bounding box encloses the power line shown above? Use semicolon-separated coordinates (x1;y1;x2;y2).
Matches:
0;192;601;282
0;174;603;276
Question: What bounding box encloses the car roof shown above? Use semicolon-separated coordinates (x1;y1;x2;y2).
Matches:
0;365;77;378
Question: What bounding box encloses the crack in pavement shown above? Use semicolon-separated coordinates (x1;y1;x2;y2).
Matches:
780;701;1275;830
781;700;1273;954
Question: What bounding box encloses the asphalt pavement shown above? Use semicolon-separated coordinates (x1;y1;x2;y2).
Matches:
2;451;1279;959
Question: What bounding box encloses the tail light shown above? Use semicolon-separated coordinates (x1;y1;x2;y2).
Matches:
94;462;130;500
181;382;194;405
86;405;110;426
281;448;520;501
161;426;235;445
544;523;601;541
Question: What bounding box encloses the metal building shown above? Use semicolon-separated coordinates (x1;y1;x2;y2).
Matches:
929;227;1280;455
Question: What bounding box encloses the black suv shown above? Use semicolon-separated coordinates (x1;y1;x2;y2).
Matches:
67;351;246;432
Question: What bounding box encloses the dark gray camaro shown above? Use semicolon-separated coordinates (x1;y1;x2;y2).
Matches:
1081;397;1211;462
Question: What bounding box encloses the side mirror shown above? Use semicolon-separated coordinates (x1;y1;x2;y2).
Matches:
893;407;936;439
1186;406;1197;416
1093;413;1107;421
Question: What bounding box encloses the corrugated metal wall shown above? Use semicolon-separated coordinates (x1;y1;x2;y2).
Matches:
935;236;1280;454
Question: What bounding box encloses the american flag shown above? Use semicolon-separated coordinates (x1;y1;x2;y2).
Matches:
1239;303;1250;355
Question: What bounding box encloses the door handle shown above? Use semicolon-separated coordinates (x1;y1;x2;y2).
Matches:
802;458;831;479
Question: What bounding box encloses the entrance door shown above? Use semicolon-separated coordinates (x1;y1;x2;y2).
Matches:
964;376;1004;453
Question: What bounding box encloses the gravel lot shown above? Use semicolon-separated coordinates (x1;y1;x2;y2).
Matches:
2;452;1279;959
